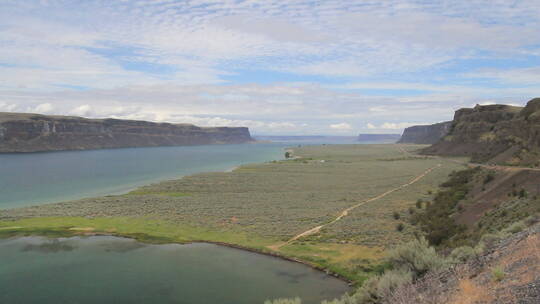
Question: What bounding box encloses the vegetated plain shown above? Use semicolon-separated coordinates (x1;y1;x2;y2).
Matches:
0;144;466;283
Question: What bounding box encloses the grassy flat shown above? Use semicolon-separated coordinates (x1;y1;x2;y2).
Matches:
0;144;466;283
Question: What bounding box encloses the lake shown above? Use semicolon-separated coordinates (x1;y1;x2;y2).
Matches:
0;143;287;209
0;236;350;304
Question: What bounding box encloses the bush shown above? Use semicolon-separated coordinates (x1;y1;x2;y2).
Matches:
375;269;413;299
415;199;423;209
519;188;527;198
524;214;539;226
502;221;526;234
408;207;415;215
491;266;505;282
478;232;506;248
386;237;448;278
265;298;301;304
412;168;476;247
392;212;400;220
450;246;477;263
396;223;405;232
284;151;292;159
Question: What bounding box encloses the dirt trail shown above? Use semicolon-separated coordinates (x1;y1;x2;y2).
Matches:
269;163;442;251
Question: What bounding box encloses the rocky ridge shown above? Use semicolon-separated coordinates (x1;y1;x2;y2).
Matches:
0;112;253;153
397;121;452;144
422;98;540;165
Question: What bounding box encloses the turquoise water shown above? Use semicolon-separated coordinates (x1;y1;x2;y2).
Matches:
0;236;350;304
0;143;286;209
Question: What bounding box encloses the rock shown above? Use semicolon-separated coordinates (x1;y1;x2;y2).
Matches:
421;98;540;166
0;112;253;153
397;121;452;144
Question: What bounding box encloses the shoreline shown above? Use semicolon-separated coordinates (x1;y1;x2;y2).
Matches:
0;143;287;210
0;229;353;285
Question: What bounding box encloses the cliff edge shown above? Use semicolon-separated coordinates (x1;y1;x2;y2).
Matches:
422;98;540;166
397;121;452;144
0;112;253;153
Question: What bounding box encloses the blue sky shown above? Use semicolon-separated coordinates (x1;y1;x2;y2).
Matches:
1;0;540;135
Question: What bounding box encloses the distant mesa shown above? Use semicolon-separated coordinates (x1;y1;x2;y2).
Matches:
397;121;452;144
357;134;401;143
421;98;540;166
0;112;253;153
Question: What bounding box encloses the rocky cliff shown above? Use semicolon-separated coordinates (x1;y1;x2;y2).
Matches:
421;98;540;165
0;112;253;153
397;121;452;144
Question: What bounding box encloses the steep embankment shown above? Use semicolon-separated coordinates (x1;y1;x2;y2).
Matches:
397;121;452;144
422;98;540;166
423;98;540;166
0;112;253;152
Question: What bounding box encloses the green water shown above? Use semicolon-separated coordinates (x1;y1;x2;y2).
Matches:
0;236;350;304
0;143;286;209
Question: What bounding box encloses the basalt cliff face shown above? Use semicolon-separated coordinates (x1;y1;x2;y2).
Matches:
0;112;253;153
422;98;540;165
397;121;452;144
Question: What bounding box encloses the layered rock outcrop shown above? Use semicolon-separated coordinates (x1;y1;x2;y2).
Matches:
397;121;452;144
0;112;253;153
422;98;540;165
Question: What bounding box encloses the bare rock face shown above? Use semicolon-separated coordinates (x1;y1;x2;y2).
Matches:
0;112;253;153
397;121;452;144
422;98;540;165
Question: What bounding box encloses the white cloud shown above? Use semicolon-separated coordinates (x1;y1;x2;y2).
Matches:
33;103;53;113
0;1;539;135
329;122;352;130
70;105;92;117
367;122;429;130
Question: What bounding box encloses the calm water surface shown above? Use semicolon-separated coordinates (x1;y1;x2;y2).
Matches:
0;236;350;304
0;143;286;209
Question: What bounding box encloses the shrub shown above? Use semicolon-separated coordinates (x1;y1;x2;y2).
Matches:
265;298;301;304
408;207;415;215
415;199;423;209
478;232;506;248
518;188;527;198
376;269;413;299
412;168;476;247
502;221;526;234
524;214;539;226
396;223;404;232
491;266;505;282
393;212;400;220
284;151;292;159
450;246;476;263
386;237;448;278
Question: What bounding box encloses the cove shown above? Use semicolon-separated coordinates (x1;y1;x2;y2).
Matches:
0;236;350;304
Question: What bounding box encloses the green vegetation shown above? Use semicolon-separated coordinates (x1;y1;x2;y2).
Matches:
411;168;478;247
1;144;464;284
0;217;275;249
491;266;505;282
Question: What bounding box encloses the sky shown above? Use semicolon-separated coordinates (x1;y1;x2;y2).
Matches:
1;0;540;135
